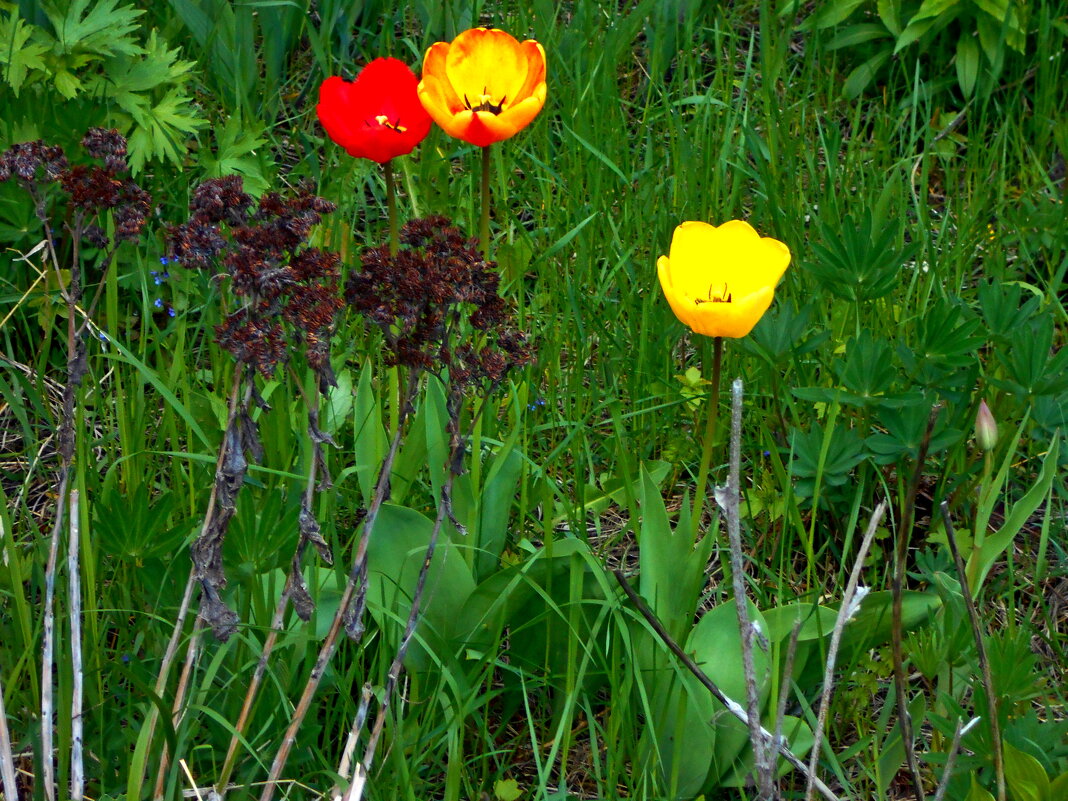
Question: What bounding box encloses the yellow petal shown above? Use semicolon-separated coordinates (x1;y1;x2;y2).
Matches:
657;254;694;328
687;285;776;338
418;74;463;131
658;220;791;339
511;40;547;106
445;28;529;112
666;220;790;305
469;91;546;144
421;42;463;112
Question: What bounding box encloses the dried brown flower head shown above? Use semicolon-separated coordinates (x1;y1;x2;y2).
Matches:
165;178;342;386
345;216;531;383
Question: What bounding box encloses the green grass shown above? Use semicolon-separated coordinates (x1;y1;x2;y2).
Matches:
1;0;1066;799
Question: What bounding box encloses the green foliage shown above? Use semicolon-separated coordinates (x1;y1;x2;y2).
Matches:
805;209;919;302
791;0;1030;98
0;1;203;170
788;419;868;503
2;0;1066;798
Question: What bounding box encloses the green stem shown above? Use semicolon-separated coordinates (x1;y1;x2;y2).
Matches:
385;158;398;256
692;336;724;517
479;145;492;257
383;159;402;450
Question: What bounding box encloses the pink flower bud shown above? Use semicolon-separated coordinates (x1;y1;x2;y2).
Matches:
975;400;998;451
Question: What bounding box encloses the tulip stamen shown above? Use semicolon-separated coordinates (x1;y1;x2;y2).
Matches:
463;89;507;115
694;283;732;305
373;114;408;133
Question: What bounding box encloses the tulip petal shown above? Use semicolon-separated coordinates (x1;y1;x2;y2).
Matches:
657;219;791;339
444;28;530;112
318;59;431;163
421;42;464;113
512;40;547;107
468;93;547;146
666;220;789;303
686;285;775;338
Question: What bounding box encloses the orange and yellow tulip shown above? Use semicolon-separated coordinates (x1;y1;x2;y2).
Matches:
657;220;791;339
418;27;547;148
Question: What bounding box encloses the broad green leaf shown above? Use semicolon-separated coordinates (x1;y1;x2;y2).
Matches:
838;590;941;652
910;0;960;23
808;0;867;29
637;463;712;642
967;774;996;800
762;602;838;643
720;714;814;786
687;601;771;779
366;503;477;671
473;427;523;580
1002;740;1050;801
956;35;980;97
1049;772;1068;799
843;49;891;99
826;23;893;50
893;16;939;52
877;0;902;34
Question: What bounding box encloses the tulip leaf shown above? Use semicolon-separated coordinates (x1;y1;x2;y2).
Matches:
966;433;1060;592
353;360;387;504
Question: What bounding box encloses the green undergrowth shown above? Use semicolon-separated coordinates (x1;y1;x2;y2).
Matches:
1;0;1065;799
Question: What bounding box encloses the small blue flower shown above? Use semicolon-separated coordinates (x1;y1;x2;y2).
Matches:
168;307;176;318
527;397;546;411
159;256;169;265
153;298;163;309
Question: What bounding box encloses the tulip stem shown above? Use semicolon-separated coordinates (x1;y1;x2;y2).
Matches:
384;159;399;256
693;336;724;519
479;145;492;258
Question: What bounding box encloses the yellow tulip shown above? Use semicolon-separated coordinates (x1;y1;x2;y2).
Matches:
657;220;791;339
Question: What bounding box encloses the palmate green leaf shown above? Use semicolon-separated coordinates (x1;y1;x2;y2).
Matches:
124;87;205;172
866;403;962;465
0;13;48;94
806;209;916;301
198;113;269;195
100;29;194;94
41;0;144;58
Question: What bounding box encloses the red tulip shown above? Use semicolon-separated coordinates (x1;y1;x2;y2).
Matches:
317;58;432;163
